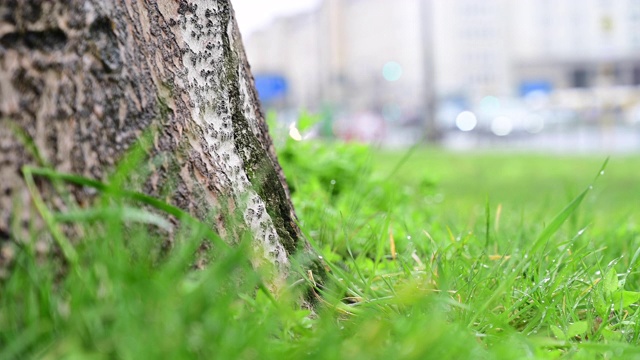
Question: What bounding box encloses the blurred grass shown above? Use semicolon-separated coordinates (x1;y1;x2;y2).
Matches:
3;136;640;359
370;149;640;257
372;149;640;223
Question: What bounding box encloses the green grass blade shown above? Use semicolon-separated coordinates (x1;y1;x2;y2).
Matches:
22;167;78;265
470;158;610;327
53;206;173;232
382;139;423;183
107;131;152;191
531;158;609;253
531;187;589;253
22;166;228;249
485;197;491;249
0;322;50;360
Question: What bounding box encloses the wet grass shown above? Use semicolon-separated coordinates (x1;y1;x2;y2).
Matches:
2;142;640;359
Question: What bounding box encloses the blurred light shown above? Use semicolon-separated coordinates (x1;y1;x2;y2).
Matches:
524;90;549;110
524;114;544;134
382;61;403;82
455;111;477;131
491;116;512;136
289;122;302;141
519;81;552;98
479;96;500;116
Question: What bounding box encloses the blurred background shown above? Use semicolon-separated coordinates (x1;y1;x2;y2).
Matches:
233;0;640;153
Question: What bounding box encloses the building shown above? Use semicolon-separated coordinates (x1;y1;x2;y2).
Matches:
434;0;512;101
245;0;428;122
512;0;640;91
244;10;323;109
243;0;640;142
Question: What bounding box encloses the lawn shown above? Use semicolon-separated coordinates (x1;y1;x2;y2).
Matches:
2;138;640;359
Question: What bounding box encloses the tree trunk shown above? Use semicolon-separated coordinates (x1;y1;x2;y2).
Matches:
0;1;306;279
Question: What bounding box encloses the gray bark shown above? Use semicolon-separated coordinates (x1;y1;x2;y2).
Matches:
0;1;305;277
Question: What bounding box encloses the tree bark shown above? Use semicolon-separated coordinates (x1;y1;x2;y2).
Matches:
0;1;305;278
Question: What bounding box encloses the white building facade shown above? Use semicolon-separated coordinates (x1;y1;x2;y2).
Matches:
243;0;640;140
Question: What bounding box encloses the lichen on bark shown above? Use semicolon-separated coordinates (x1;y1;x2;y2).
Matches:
170;0;300;271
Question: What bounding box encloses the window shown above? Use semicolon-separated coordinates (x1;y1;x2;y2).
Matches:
633;66;640;85
571;68;589;88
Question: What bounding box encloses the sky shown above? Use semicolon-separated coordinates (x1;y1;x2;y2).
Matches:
232;0;321;36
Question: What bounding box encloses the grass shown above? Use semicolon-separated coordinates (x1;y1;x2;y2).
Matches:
2;138;640;359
